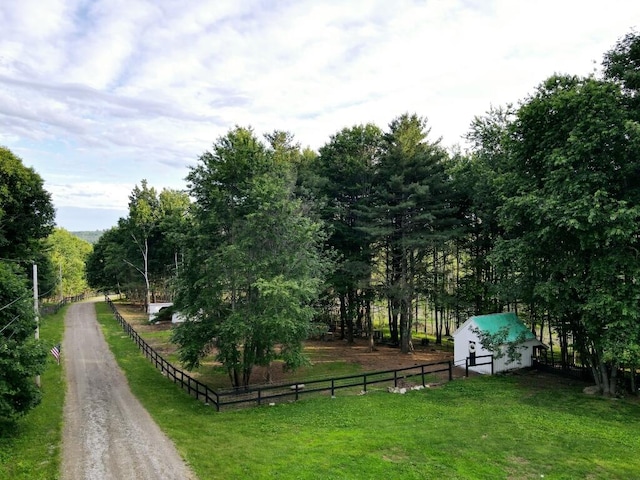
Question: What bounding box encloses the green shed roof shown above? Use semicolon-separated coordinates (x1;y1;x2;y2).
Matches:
470;312;537;343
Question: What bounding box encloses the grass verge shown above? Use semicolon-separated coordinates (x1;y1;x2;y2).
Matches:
96;301;640;480
0;307;67;480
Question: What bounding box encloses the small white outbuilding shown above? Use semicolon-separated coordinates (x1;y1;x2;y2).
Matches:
452;312;544;375
148;302;185;324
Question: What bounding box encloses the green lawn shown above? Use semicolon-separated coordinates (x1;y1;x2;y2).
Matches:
0;307;67;480
95;302;640;480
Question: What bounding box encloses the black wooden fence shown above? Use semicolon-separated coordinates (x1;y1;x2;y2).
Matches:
465;354;494;376
105;296;221;409
40;293;89;316
215;361;453;409
105;296;454;411
533;355;640;393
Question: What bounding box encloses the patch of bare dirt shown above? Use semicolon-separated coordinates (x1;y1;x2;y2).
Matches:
305;338;452;369
253;338;455;384
118;303;456;385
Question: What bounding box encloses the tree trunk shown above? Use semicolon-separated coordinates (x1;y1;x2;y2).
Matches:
346;288;355;344
143;237;151;313
388;299;399;345
366;296;374;352
339;294;347;340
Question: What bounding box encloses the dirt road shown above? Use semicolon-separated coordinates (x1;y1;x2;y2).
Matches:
61;301;194;480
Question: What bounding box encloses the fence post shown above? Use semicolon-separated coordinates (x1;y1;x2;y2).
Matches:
104;297;467;411
491;356;494;375
465;357;469;377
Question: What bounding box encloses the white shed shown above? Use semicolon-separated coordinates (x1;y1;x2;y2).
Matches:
148;302;185;324
453;312;544;375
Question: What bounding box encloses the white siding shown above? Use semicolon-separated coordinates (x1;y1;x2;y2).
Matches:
148;302;173;322
453;321;494;374
492;340;538;373
453;319;541;375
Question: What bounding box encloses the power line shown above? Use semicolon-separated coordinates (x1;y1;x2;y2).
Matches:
38;285;57;299
0;314;20;334
0;292;30;313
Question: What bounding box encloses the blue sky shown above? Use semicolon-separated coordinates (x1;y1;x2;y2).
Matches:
1;0;638;231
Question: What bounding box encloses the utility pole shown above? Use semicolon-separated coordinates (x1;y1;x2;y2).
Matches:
33;263;40;388
59;262;63;302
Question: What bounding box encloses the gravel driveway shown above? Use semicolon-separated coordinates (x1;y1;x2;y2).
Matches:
61;301;195;480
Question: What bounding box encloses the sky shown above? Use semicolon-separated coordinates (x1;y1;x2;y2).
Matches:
1;0;638;231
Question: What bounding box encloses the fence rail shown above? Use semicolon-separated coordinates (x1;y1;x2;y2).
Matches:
532;356;592;381
40;293;89;316
465;354;494;376
105;296;454;411
105;296;221;409
216;361;453;409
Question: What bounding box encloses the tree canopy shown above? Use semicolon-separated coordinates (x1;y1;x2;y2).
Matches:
0;147;55;260
81;30;640;395
46;228;92;298
0;263;47;418
85;183;190;303
172;127;331;387
0;147;53;418
491;75;640;395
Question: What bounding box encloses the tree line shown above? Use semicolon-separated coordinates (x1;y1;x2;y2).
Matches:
1;146;93;419
86;32;640;394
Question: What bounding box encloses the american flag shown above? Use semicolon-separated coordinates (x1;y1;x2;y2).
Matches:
50;344;61;364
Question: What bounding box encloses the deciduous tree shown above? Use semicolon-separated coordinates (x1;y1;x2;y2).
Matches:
173;127;330;387
0;259;47;419
0;147;55;260
495;75;640;395
47;228;92;298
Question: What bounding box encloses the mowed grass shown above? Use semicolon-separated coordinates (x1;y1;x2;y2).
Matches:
95;302;640;480
0;307;67;480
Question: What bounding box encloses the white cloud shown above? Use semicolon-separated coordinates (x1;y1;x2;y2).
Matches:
1;0;639;229
46;180;134;209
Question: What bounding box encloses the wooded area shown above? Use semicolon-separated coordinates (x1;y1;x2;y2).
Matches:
82;31;640;393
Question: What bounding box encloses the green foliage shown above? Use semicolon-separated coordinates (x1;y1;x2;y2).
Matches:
0;147;57;295
174;127;331;387
470;325;529;363
0;263;47;419
493;74;640;395
85;226;129;292
85;186;191;301
0;147;55;260
603;30;640;101
310;124;381;342
452;106;514;316
46;228;92;297
365;114;457;351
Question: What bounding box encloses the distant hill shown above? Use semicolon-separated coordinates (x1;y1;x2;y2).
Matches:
71;230;106;244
